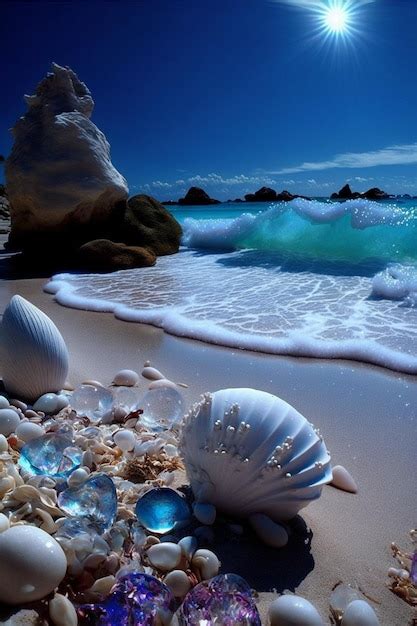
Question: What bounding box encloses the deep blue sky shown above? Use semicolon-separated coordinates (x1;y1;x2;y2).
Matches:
1;0;416;199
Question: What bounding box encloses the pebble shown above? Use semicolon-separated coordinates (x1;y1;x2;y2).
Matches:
341;600;380;625
113;369;140;386
142;366;165;381
0;408;20;436
0;434;8;452
179;536;197;561
0;396;9;409
164;570;191;597
55;394;70;411
193;502;216;525
9;399;27;411
67;468;90;487
0;513;10;533
269;595;324;625
147;542;182;572
16;421;45;442
191;549;220;580
24;409;39;419
49;593;78;626
330;465;358;494
114;429;136;452
33;393;61;415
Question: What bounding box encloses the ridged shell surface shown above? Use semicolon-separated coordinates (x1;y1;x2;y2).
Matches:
180;388;332;521
0;296;69;401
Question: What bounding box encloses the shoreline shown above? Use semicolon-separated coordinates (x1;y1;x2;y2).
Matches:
1;276;415;624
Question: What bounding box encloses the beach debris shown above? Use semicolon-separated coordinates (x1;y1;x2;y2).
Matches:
340;600;380;625
179;388;332;546
0;525;67;604
0;408;20;436
268;594;324;625
178;573;261;625
329;465;358;493
140;386;186;431
122;454;183;483
135;487;191;534
388;530;417;606
0;295;69;402
76;572;176;625
112;369;140;387
71;384;113;422
58;473;117;532
19;433;82;478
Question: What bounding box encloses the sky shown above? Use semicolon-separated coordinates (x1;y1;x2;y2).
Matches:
1;0;416;200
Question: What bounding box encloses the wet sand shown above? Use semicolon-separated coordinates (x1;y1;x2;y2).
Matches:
1;272;415;625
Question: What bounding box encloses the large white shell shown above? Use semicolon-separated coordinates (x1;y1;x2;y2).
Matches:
0;296;69;402
180;388;332;521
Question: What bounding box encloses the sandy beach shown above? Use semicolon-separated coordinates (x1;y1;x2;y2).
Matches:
1;267;415;625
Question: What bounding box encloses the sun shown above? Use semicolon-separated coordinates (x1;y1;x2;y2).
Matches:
325;7;348;33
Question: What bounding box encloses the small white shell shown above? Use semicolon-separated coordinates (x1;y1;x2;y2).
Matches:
147;542;182;572
49;593;78;626
191;549;220;580
114;429;136;452
113;369;140;386
0;408;20;436
341;600;380;626
0;296;69;402
269;595;324;625
330;465;358;493
142;366;165;381
16;421;45;442
180;389;331;522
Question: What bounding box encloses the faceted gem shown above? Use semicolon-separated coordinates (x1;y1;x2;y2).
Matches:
411;549;417;585
19;433;82;477
135;488;191;534
77;572;176;625
178;573;261;625
58;473;117;532
71;385;113;421
139;387;185;432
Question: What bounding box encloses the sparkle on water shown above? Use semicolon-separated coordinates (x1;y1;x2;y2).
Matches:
179;573;261;625
140;387;185;432
77;572;176;626
135;487;191;534
71;384;113;421
58;473;117;532
325;6;347;32
19;433;82;477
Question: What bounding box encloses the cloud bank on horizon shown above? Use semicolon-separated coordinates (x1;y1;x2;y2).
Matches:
271;142;417;174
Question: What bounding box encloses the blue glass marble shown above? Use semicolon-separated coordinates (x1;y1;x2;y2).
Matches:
135;487;191;534
77;572;176;625
58;473;117;532
19;433;82;478
178;574;261;625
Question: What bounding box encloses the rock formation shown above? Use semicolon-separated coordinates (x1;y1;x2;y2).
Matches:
331;184;389;200
244;187;310;202
78;239;156;272
178;187;220;205
5;63;129;250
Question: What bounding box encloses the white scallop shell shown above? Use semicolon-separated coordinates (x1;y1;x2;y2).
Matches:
179;388;332;521
0;296;69;402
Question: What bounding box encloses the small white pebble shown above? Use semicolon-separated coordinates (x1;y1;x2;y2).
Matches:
114;429;136;452
55;394;70;411
0;408;20;436
0;434;8;453
0;397;9;409
164;570;191;597
49;593;78;626
191;549;220;580
113;369;140;386
33;393;60;415
16;421;45;443
67;468;89;487
24;409;39;418
147;542;182;572
0;513;10;533
142;366;165;381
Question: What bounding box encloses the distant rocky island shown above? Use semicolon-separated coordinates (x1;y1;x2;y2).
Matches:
330;184;390;200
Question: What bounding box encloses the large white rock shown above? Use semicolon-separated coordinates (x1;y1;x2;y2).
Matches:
5;63;128;247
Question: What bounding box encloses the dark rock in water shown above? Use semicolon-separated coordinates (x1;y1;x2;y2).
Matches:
362;187;389;200
116;194;182;256
245;187;310;202
331;183;389;200
178;187;220;205
245;187;277;202
0;186;10;220
162;200;179;205
78;239;156;271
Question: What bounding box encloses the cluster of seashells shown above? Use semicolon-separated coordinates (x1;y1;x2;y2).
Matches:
0;295;373;625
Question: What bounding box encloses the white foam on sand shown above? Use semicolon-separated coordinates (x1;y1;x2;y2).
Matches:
45;249;417;374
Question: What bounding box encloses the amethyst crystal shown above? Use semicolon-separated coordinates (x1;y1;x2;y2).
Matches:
411;549;417;585
77;572;176;625
178;573;261;625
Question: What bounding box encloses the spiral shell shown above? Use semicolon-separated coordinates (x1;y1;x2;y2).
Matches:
0;296;69;402
179;388;332;521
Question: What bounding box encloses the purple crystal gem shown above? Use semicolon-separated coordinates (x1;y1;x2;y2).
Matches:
411;549;417;585
77;572;176;625
179;573;261;625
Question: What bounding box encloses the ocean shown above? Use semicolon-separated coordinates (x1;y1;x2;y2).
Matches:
45;198;417;374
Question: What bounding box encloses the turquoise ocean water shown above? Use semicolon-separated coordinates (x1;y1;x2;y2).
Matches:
46;198;417;373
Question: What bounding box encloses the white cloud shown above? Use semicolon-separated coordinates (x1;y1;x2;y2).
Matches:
151;181;172;188
271;143;417;175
